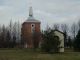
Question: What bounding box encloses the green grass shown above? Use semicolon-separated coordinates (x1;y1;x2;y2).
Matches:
0;48;80;60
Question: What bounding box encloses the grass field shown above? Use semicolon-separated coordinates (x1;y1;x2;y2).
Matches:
0;48;80;60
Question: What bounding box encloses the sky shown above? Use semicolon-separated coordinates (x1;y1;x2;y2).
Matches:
0;0;80;29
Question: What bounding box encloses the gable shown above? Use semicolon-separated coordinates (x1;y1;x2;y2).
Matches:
53;31;64;41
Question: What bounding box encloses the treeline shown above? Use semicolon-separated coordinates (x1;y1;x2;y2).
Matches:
42;20;80;51
0;20;80;51
0;21;21;48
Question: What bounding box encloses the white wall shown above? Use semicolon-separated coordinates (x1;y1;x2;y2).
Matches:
54;31;64;52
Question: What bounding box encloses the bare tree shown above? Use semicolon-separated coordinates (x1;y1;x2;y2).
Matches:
71;23;78;39
61;24;68;33
12;21;21;47
13;22;17;37
17;21;21;43
9;20;13;41
53;24;59;30
0;20;21;48
46;24;51;32
61;24;68;47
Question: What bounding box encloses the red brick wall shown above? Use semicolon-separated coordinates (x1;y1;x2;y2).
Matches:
21;22;41;48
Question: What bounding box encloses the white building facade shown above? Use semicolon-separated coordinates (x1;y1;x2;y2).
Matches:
53;30;64;52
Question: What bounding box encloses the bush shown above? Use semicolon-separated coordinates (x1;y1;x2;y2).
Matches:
41;30;60;53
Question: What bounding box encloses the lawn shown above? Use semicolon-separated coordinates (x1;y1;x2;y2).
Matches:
0;48;80;60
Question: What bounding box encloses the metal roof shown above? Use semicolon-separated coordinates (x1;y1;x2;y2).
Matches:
26;16;40;23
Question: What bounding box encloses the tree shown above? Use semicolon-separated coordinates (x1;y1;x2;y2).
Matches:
17;21;21;43
0;25;1;33
78;20;80;30
9;20;13;41
6;30;11;48
61;24;68;47
41;29;60;53
71;23;78;40
12;35;16;48
73;29;80;51
53;24;59;30
67;36;72;48
1;25;7;47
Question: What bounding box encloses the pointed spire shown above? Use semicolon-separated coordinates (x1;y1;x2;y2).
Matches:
26;7;41;23
29;7;33;17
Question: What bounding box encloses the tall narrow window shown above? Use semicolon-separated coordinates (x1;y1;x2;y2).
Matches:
31;24;35;33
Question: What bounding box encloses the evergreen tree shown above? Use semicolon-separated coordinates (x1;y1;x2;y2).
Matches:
12;35;16;48
73;30;80;51
67;36;72;48
6;30;11;48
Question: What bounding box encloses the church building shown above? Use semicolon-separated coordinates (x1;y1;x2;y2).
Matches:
21;7;41;48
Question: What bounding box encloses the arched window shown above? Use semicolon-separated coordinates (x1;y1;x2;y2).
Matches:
31;24;35;33
54;36;59;41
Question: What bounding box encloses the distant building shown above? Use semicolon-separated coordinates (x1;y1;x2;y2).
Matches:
21;7;41;48
53;30;64;52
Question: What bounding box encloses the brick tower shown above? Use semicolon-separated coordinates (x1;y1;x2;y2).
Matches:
21;7;41;48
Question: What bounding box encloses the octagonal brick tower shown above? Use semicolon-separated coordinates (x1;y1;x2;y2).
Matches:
21;7;41;48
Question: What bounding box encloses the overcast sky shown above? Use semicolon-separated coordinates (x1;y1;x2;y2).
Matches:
0;0;80;29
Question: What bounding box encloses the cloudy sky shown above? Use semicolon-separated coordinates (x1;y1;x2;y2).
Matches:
0;0;80;29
